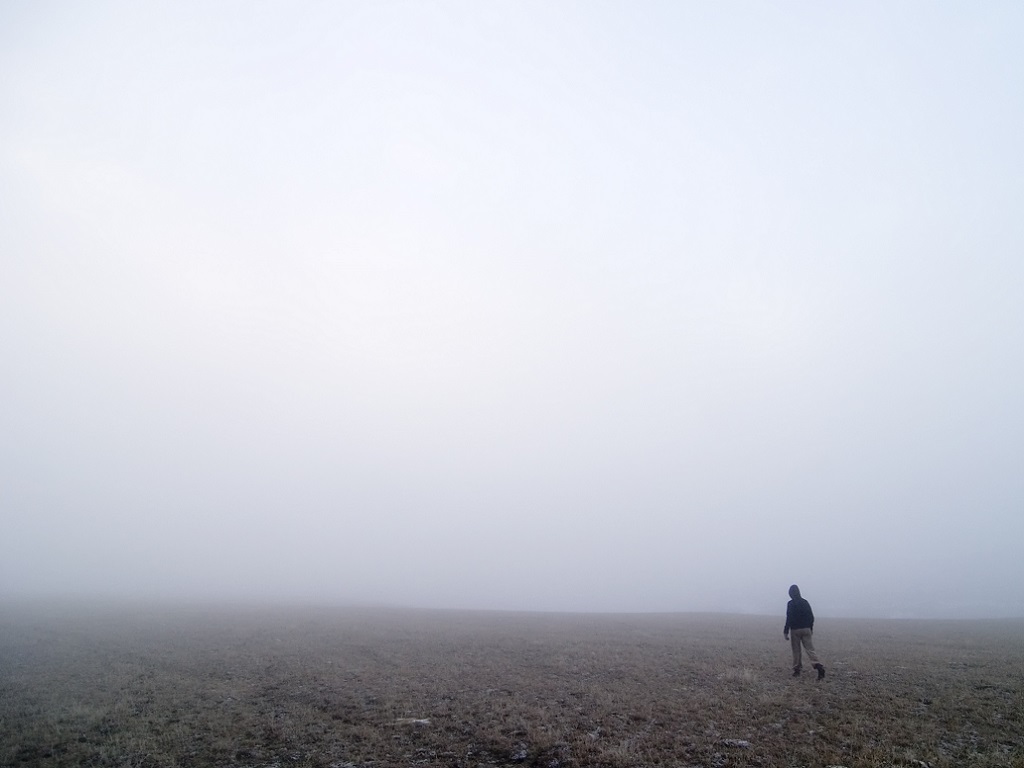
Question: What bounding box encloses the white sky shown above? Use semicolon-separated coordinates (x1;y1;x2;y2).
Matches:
2;1;1022;618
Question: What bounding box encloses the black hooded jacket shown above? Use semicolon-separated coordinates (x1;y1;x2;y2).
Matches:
784;587;814;633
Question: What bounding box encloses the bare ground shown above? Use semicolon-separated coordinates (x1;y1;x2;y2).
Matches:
1;601;1021;767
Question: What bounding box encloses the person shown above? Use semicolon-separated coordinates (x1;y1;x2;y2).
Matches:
784;584;825;679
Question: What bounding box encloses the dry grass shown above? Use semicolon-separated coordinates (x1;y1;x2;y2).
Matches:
0;601;1021;767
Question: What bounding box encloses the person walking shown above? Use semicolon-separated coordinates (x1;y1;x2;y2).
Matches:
784;584;825;679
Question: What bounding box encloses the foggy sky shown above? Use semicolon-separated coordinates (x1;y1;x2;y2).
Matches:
2;1;1022;619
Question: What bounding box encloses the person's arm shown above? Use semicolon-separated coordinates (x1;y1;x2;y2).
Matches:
784;603;791;638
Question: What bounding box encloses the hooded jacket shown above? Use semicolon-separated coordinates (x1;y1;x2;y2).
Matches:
784;585;814;633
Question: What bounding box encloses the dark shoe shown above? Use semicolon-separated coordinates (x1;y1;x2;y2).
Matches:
814;663;825;680
792;666;801;677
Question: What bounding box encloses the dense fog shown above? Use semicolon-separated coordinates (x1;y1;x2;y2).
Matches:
2;2;1022;619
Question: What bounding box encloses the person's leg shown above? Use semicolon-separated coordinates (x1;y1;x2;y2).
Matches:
800;631;820;664
790;632;802;673
799;631;825;679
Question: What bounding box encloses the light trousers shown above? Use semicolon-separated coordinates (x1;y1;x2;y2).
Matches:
790;627;820;669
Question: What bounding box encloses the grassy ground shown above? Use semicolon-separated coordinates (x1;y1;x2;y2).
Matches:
0;601;1021;767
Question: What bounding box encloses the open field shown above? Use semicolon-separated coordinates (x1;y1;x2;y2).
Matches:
1;602;1021;767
